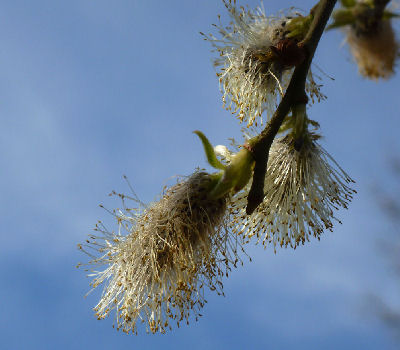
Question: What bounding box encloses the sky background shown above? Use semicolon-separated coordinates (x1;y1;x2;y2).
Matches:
1;0;400;349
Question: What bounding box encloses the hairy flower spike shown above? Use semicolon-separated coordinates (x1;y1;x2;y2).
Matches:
228;135;356;250
329;0;400;79
78;172;243;334
346;19;398;79
202;0;325;126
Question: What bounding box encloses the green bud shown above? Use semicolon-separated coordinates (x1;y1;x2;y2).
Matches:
209;148;255;199
286;15;313;40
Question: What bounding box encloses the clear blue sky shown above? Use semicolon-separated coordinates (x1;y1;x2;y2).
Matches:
1;0;400;349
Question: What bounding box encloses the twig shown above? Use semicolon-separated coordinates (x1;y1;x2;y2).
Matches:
373;0;391;18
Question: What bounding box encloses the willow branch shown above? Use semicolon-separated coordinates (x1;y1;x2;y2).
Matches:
245;0;337;215
373;0;391;17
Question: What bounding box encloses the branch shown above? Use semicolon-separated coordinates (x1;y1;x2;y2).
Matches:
373;0;391;17
245;0;337;215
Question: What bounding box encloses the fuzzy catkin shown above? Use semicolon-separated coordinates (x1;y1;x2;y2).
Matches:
229;136;356;250
79;172;242;334
202;0;325;126
346;20;398;79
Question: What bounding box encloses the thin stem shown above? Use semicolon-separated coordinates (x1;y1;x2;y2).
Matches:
373;0;391;18
245;0;337;215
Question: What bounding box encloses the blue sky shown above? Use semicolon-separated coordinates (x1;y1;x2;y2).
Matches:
1;0;400;349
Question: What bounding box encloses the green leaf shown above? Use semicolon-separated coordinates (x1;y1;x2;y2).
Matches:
286;15;313;40
193;130;226;170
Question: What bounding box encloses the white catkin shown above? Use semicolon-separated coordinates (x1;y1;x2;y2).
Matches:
346;19;399;80
202;0;325;126
229;136;356;250
78;172;244;334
